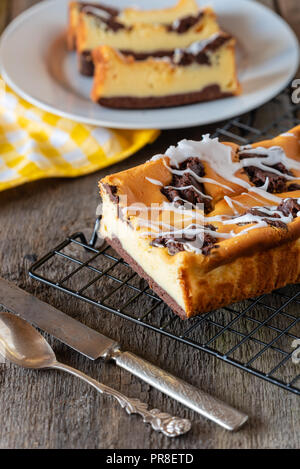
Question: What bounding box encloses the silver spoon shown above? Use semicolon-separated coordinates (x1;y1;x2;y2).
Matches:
0;311;191;438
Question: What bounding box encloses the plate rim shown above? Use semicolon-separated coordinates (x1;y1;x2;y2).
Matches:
0;0;299;130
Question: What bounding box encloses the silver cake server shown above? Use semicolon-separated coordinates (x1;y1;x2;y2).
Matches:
0;277;248;431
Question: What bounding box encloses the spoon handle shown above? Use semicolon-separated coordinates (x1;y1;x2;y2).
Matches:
52;361;191;438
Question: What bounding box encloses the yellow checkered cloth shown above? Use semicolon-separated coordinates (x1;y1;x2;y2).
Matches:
0;82;159;192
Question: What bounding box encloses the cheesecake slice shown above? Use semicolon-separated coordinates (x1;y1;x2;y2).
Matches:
67;2;119;50
99;126;300;319
71;0;220;75
91;33;240;109
68;0;200;49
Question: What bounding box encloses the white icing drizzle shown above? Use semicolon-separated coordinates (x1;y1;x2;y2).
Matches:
224;196;237;215
170;9;204;31
248;186;282;203
224;196;248;215
124;134;300;254
235;222;268;236
163;160;235;192
187;33;221;54
164;184;212;199
239;145;300;178
165;135;250;189
257;177;269;192
145;177;164;186
280;133;296;138
231;207;293;238
222;208;292;226
165;137;300;188
150;153;165;161
173;32;221;64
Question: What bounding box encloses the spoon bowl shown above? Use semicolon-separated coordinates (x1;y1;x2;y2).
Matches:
0;311;56;369
0;311;191;437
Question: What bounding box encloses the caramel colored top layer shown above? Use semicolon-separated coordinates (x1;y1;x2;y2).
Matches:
100;125;300;273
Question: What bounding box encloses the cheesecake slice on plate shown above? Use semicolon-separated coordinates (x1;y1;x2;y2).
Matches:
91;32;241;109
67;1;119;50
69;0;220;75
68;0;200;48
99;126;300;319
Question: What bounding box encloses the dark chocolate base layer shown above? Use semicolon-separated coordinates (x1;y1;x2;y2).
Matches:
119;50;175;60
79;51;95;76
98;85;233;109
105;237;188;320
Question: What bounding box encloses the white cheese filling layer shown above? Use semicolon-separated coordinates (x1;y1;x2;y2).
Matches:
100;195;187;311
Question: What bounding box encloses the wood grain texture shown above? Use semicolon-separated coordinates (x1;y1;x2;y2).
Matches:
0;0;299;450
275;0;300;40
0;0;10;34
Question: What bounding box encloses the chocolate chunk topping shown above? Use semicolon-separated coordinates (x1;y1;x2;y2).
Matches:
173;51;210;66
244;166;288;193
246;208;286;229
239;151;292;193
79;51;95;76
264;219;287;229
172;34;232;67
167;12;204;33
238;151;257;161
93;15;126;32
246;208;270;218
201;225;219;255
102;184;119;203
120;50;175;60
80;49;175;77
204;34;232;53
161;157;212;213
151;224;218;256
288;183;300;192
241;198;300;230
82;2;126;32
277;198;300;218
151;236;185;256
109;34;231;67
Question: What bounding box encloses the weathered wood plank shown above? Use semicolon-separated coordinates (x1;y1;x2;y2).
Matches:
275;0;300;40
258;0;275;8
9;0;39;18
0;0;11;34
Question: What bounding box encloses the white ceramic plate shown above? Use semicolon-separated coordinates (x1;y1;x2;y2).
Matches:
0;0;299;129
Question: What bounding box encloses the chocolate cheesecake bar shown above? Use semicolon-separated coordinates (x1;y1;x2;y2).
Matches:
91;33;240;109
68;0;200;49
69;0;220;75
67;1;119;50
99;126;300;319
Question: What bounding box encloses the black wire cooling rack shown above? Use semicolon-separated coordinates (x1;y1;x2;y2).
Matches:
29;88;300;396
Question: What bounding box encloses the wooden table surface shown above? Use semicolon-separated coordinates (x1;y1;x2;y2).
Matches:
0;0;299;450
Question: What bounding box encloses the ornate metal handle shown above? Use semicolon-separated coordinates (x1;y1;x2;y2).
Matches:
52;361;191;438
111;351;248;431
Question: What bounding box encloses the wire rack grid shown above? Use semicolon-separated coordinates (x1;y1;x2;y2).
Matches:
29;89;300;396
